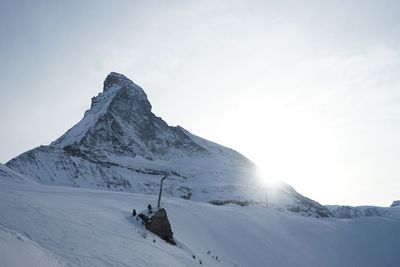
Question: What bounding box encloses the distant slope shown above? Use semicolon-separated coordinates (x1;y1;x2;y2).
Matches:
0;163;35;184
327;205;392;218
0;178;399;267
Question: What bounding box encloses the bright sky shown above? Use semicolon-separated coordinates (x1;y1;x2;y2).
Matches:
1;0;399;206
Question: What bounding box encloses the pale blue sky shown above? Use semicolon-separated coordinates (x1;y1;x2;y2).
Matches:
1;0;399;206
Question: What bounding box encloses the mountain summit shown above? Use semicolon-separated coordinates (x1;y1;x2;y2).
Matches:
103;72;142;91
51;72;212;160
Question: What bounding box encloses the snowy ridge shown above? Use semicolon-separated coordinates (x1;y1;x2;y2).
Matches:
391;200;400;207
51;84;123;148
52;73;150;148
7;72;332;216
327;205;395;218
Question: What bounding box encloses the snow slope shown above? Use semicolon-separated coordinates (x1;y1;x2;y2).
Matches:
1;175;399;267
0;163;36;184
0;226;67;267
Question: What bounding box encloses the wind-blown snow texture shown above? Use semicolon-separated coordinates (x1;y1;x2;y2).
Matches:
6;72;331;216
0;174;399;267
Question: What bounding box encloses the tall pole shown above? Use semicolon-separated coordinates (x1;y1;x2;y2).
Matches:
266;188;269;208
157;174;168;208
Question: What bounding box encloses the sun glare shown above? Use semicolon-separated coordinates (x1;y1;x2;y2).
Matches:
255;165;280;188
239;99;340;201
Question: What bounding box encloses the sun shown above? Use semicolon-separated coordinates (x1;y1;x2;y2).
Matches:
238;99;341;203
254;165;280;188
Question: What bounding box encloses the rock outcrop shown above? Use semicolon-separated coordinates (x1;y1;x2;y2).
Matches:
146;208;176;245
391;200;400;207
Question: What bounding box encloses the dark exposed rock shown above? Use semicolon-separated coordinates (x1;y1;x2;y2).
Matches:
209;200;251;207
178;186;192;200
391;200;400;207
286;194;332;217
145;208;176;245
103;72;140;92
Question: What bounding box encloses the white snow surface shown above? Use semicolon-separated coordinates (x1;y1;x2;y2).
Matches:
1;172;400;267
0;163;36;184
0;226;67;267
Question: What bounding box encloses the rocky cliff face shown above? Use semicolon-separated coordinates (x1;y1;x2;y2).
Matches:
52;72;211;160
6;72;330;216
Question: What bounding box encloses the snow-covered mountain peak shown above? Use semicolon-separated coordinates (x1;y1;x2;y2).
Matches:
6;73;332;217
63;73;210;160
51;72;160;150
8;73;254;184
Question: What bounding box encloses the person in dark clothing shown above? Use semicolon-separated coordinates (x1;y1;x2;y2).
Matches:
132;209;136;216
138;213;150;225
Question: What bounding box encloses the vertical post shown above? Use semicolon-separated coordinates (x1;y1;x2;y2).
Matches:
265;189;269;208
157;174;168;208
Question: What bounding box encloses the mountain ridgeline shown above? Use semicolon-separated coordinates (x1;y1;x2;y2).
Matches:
6;72;331;216
53;73;212;159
